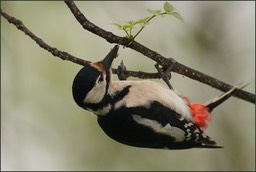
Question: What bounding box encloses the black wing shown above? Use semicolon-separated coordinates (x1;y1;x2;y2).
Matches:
97;101;221;149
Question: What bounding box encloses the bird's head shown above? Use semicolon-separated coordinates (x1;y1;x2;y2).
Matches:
72;45;119;109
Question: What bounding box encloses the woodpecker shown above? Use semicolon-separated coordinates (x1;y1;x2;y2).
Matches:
72;45;242;149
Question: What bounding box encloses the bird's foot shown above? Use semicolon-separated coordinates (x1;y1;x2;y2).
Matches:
155;58;176;90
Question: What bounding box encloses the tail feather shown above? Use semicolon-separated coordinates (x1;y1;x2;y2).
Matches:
204;83;249;112
186;83;248;129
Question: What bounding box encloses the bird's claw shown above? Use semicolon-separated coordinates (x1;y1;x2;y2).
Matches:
155;58;177;90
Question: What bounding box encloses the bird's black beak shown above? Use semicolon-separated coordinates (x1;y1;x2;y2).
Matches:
102;45;119;70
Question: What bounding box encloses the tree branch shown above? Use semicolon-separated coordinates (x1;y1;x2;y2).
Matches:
64;0;255;104
1;2;255;104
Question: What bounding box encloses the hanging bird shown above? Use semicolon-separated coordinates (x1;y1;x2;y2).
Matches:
72;45;244;149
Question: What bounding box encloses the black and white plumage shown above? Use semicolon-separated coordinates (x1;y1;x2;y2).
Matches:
72;45;223;149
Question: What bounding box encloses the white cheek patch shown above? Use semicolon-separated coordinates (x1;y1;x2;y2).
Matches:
84;76;106;104
132;115;185;142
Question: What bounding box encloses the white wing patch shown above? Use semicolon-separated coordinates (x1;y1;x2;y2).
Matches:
132;115;185;142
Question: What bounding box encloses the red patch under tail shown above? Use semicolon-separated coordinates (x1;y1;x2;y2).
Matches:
190;104;212;129
185;97;212;130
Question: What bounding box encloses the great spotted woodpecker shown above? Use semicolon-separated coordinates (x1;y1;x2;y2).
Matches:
72;45;242;149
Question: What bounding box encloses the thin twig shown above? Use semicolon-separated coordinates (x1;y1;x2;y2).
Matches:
0;9;158;79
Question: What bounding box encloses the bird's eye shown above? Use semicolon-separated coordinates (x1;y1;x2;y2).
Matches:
98;74;104;83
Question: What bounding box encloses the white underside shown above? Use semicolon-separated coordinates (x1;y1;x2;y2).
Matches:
109;80;192;120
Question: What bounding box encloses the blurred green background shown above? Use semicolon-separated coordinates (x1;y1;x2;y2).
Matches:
1;1;255;171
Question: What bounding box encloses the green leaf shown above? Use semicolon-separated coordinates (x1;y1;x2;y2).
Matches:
122;24;132;29
113;1;185;42
147;9;162;16
125;20;136;26
171;11;185;22
164;2;175;13
113;23;123;29
135;17;149;24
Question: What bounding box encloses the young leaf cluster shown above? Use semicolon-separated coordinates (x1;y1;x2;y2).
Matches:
114;2;184;43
